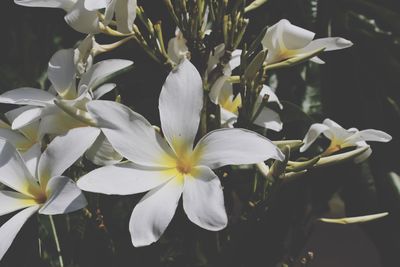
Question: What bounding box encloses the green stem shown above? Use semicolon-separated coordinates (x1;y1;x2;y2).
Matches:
49;215;64;267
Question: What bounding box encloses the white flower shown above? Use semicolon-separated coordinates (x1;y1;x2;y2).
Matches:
77;59;284;247
14;0;101;34
0;130;91;260
0;49;132;165
84;0;137;34
300;118;392;163
262;19;353;65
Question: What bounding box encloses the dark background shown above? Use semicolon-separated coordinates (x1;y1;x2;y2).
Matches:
0;0;400;266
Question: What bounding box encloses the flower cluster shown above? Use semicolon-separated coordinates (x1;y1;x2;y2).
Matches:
0;0;392;263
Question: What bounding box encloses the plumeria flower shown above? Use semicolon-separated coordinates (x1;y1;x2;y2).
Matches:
77;59;284;246
0;107;41;176
216;84;283;131
0;49;132;165
0;128;94;260
84;0;137;34
300;118;392;163
262;19;353;65
14;0;100;34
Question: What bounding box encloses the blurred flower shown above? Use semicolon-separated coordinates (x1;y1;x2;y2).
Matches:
300;118;392;163
167;28;189;64
84;0;137;34
14;0;101;33
262;19;353;65
78;59;284;247
0;135;90;260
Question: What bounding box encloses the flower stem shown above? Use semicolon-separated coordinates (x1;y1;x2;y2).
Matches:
49;215;64;267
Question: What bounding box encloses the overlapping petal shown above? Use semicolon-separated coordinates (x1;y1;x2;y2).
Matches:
195;128;285;169
0;87;55;106
48;49;76;98
0;191;38;216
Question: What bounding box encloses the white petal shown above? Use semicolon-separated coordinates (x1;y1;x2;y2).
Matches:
228;49;242;71
167;30;188;64
253;107;283;132
298;37;353;53
39;176;87;215
38;127;100;186
159;59;203;151
87;100;175;167
93;83;116;99
11;107;43;130
195;128;285;169
220;108;238;128
310;56;325;64
85;132;123;165
84;0;109;10
14;0;75;10
0;191;38;216
358;129;392;143
0;140;41;198
322;118;352;141
279;19;315;50
115;0;137;33
21;143;41;178
48;49;76;98
64;0;100;34
259;85;283;109
300;123;330;152
0;87;55;106
129;178;183;247
78;59;133;92
183;166;227;230
0;128;31;150
207;43;225;74
38;108;86;136
209;75;229;104
354;146;372;164
0;205;40;261
78;163;176;195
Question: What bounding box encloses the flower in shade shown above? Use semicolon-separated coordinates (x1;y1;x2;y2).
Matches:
262;19;353;65
77;59;284;247
300;118;392;163
14;0;101;33
0;128;93;260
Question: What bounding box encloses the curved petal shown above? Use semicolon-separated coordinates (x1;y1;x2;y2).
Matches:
64;0;100;34
78;59;133;92
209;75;229;104
0;140;41;198
298;37;353;53
159;59;203;151
38;108;86;136
279;19;314;50
93;83;116;99
87;100;175;167
78;163;176;195
0;87;55;106
229;49;242;71
195;128;285;169
167;30;189;64
14;0;75;10
38;127;100;187
129;178;183;247
0;191;38;216
11;107;43;130
0;205;40;261
0;128;31;150
300;123;330;152
358;129;392;143
183;166;227;230
354;146;372;164
85;132;123;165
84;0;109;10
322;119;352;141
39;176;87;215
220;108;238;128
253;107;283;132
115;0;137;33
48;49;76;98
259;85;282;109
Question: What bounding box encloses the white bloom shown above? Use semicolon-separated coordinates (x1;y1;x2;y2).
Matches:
0;49;132;165
14;0;100;34
207;45;283;131
85;0;137;34
77;59;284;247
262;19;353;64
300;118;392;163
0;131;91;260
